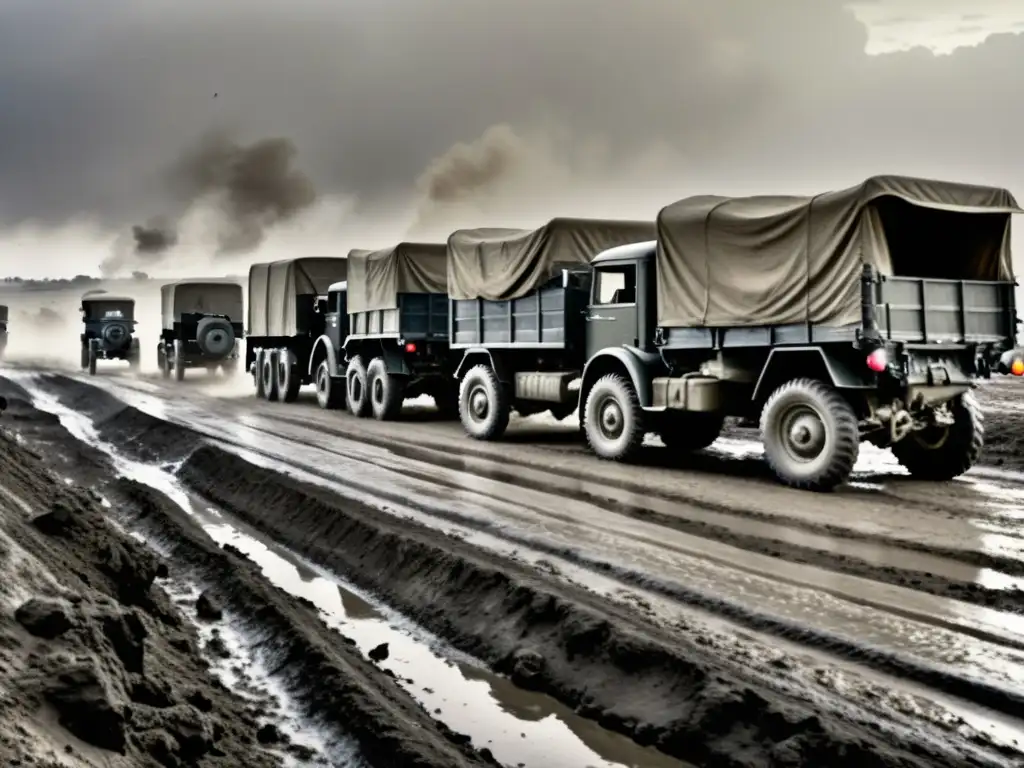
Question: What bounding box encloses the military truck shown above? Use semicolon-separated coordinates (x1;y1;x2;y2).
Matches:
158;279;244;381
447;217;657;437
246;257;348;402
456;176;1024;490
322;243;454;420
80;294;140;375
0;304;7;360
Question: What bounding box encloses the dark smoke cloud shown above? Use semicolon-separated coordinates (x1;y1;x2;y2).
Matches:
2;0;1024;273
132;218;178;255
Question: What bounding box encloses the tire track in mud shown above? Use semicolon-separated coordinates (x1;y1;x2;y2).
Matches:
18;370;1024;767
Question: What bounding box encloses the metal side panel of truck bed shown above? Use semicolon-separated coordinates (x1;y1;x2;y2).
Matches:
349;293;449;340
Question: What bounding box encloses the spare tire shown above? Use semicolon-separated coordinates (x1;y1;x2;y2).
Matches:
102;322;130;349
196;317;235;358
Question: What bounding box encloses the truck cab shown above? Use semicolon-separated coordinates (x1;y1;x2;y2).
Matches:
307;280;350;410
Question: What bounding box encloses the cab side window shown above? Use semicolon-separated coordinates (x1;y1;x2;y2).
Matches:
593;265;636;305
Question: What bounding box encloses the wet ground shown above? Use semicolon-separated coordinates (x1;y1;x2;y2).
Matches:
3;361;1024;767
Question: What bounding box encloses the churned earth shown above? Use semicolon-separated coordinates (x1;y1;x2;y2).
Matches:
0;375;497;768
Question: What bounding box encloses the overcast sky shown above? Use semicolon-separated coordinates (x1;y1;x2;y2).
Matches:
1;0;1023;277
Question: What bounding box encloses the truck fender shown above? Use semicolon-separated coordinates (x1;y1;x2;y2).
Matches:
381;343;412;376
454;348;509;383
308;335;338;378
580;347;654;408
752;346;868;403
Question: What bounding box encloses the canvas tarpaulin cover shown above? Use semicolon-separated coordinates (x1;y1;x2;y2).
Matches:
447;217;656;301
161;280;244;328
248;257;348;337
656;175;1021;329
346;243;447;314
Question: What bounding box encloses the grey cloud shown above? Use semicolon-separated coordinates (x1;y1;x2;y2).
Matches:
0;0;1023;250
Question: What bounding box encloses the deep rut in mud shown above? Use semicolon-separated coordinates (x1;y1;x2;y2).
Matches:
15;371;1024;768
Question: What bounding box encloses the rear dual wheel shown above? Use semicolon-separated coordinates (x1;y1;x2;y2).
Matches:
891;393;983;481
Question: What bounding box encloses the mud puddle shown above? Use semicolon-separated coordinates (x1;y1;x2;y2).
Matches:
20;376;689;768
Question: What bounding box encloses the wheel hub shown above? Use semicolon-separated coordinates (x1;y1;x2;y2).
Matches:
373;379;384;402
469;387;489;420
599;399;624;439
784;408;826;460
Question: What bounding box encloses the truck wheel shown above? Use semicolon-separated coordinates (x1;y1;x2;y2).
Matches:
660;412;725;452
253;349;266;399
81;345;89;370
158;345;169;379
891;393;983;481
316;360;345;410
367;357;405;421
261;350;279;401
760;378;859;491
584;374;644;462
88;342;98;376
346;355;370;417
276;348;301;403
173;340;186;382
459;364;510;440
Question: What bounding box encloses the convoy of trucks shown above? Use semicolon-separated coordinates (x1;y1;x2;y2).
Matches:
22;174;1024;490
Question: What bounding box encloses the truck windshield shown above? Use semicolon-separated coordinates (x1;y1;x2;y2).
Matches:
594;265;636;305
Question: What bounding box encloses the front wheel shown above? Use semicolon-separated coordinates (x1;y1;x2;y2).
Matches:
87;343;98;376
760;378;859;491
583;374;645;462
173;340;186;382
891;393;983;481
315;360;345;410
459;365;510;440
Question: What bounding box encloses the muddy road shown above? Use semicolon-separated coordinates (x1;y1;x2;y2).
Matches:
3;363;1024;767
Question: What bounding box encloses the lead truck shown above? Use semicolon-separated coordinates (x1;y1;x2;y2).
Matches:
450;177;1024;490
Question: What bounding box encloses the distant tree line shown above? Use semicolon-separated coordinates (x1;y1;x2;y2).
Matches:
1;272;152;289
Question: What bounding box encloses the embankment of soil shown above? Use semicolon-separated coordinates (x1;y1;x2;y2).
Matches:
113;478;495;768
0;397;284;767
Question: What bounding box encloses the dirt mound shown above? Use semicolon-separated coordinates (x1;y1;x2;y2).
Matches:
114;478;494;768
39;373;202;461
176;444;996;768
0;428;284;766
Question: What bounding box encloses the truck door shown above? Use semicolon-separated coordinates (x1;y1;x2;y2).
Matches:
585;262;639;360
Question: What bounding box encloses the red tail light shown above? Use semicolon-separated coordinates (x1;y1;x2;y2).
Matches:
1011;358;1024;376
866;348;887;373
404;342;417;354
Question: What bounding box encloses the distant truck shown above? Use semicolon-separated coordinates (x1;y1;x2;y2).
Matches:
308;243;454;419
448;178;1024;490
447;217;656;434
246;257;348;402
158;279;244;381
0;304;7;360
79;294;140;375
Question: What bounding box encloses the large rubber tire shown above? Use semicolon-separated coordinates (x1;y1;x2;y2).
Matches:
276;348;301;403
158;344;169;379
367;357;405;421
261;349;279;401
253;349;266;399
459;364;511;440
583;374;645;462
81;345;90;370
88;342;98;376
315;359;345;410
173;340;186;382
659;411;725;452
760;378;859;492
196;317;235;358
891;393;983;481
346;355;370;417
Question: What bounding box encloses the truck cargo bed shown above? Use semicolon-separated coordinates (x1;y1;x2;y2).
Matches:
451;283;589;350
348;293;448;340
